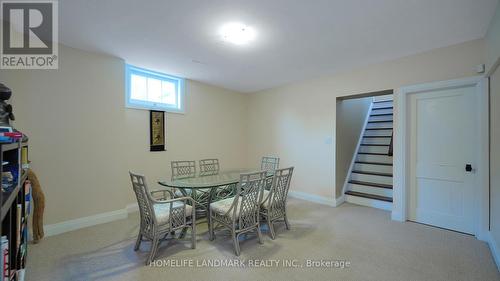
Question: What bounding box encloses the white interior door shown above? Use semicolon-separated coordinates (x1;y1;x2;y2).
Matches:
408;85;478;234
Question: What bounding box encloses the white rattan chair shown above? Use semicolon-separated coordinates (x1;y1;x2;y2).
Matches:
261;156;280;171
199;159;220;176
208;171;267;256
129;171;196;265
260;167;294;239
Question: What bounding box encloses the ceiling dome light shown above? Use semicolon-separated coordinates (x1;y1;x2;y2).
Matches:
220;22;256;45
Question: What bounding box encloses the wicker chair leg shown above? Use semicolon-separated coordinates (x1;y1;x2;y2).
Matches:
208;215;215;241
191;223;196;249
284;214;290;230
232;232;241;256
256;224;264;244
267;216;276;240
147;237;160;265
134;233;142;251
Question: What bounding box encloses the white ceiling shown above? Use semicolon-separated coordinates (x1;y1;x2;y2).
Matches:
60;0;498;93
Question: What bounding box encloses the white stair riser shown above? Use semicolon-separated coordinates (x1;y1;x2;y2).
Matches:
362;137;391;145
366;122;393;129
369;115;393;122
357;154;393;163
348;183;393;197
364;129;392;137
370;108;392;115
372;101;393;108
350;173;393;185
345;195;392;211
354;163;393;174
358;146;390;154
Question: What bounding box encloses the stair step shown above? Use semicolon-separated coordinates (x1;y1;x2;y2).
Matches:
357;154;393;164
355;161;393;166
348;182;393;197
345;191;393;202
363;136;391;138
358;152;389;155
349;180;393;189
368;120;393;123
373;100;393;103
360;144;389;146
365;128;393;131
352;170;393;177
371;106;393;110
370;113;393;117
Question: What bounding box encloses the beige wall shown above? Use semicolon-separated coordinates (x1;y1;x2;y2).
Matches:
335;97;372;197
0;44;248;225
486;5;500;73
247;39;484;200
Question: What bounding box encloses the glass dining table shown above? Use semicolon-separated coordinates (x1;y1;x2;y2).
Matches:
157;169;273;217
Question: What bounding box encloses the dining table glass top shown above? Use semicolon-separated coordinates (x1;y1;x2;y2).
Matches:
158;169;272;189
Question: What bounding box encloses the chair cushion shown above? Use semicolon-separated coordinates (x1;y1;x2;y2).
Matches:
153;202;193;225
210;196;241;217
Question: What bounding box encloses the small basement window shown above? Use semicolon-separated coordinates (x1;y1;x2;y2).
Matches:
125;64;185;113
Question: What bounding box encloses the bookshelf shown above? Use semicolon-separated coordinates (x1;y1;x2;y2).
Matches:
0;140;30;281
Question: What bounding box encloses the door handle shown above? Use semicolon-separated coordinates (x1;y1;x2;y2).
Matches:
465;164;473;172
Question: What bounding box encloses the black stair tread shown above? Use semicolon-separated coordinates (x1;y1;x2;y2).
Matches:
371;106;393;110
360;144;390;146
349;180;393;189
345;190;393;202
363;136;392;138
365;128;393;131
355;161;393;166
373;100;393;103
370;113;393;116
358;152;390;155
368;120;393;123
351;170;393;177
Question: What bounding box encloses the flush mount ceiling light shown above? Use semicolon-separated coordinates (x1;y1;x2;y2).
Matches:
220;22;256;45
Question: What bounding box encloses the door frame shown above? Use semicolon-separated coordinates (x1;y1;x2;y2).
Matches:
392;76;489;240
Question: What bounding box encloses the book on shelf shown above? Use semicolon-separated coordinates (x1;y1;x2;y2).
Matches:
24;182;31;216
16;204;22;252
1;236;8;281
21;147;28;170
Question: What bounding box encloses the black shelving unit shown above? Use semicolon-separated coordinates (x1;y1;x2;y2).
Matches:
0;140;30;281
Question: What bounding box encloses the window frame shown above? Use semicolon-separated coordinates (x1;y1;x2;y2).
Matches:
125;64;185;113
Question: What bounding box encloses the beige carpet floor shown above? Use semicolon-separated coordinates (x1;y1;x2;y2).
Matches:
26;199;499;281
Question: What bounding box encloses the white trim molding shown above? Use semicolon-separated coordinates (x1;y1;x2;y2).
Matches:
393;76;490;241
44;203;139;237
288;191;344;207
486;231;500;271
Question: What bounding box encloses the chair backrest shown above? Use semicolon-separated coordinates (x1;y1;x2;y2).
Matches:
261;156;280;171
267;167;294;218
129;171;155;234
171;160;196;180
199;159;220;176
234;171;267;228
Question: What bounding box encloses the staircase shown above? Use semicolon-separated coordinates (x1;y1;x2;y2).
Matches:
344;96;394;211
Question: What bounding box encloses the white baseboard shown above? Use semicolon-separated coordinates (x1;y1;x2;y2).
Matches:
125;202;139;214
43;192;343;237
486;231;500;271
288;191;344;207
44;203;139;237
